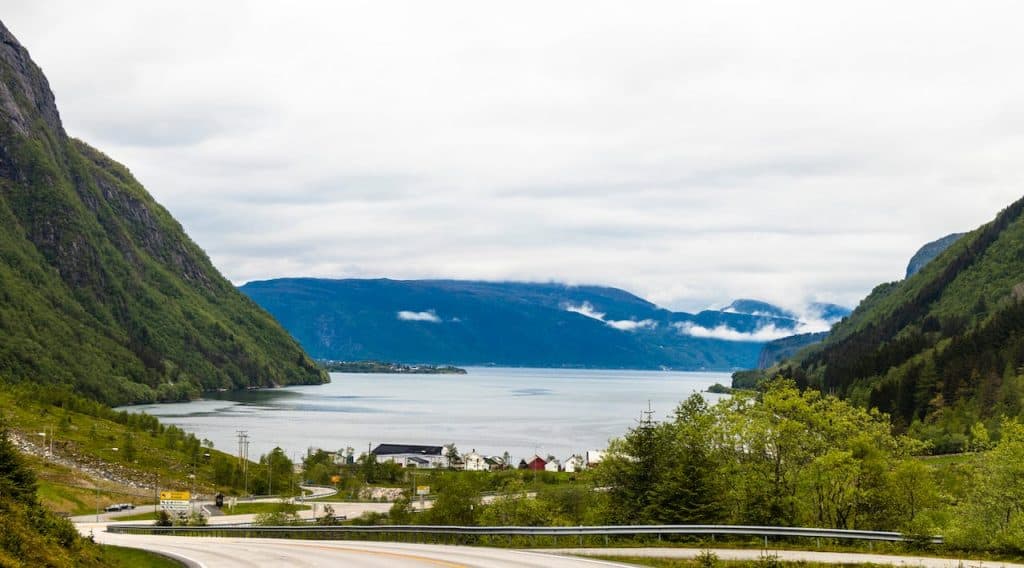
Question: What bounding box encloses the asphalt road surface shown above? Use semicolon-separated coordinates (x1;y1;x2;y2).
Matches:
91;531;634;567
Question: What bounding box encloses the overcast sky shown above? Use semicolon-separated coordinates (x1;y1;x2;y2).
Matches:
5;2;1024;313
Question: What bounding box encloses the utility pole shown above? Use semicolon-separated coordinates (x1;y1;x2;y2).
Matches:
244;438;250;495
236;431;249;495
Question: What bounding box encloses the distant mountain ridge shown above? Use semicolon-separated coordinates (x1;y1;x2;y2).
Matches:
906;232;966;278
0;20;326;404
241;278;844;371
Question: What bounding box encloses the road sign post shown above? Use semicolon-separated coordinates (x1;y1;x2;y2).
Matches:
159;491;191;519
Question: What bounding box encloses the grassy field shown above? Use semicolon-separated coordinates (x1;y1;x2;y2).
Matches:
594;556;880;568
24;454;155;516
0;390;249;513
100;545;183;567
114;510;160;521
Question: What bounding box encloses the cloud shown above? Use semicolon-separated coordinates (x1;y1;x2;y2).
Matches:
565;302;606;321
5;3;1024;312
676;312;834;342
396;310;442;323
675;323;796;342
606;319;657;331
564;302;657;332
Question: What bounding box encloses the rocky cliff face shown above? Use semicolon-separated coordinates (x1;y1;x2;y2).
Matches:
905;232;966;278
0;19;326;404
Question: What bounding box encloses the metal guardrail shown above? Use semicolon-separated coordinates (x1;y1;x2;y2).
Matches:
106;523;943;544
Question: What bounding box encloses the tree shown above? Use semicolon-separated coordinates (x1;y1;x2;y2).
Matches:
888;459;940;532
444;444;461;469
121;432;136;462
599;405;673;524
420;475;480;525
649;394;727;524
949;418;1024;553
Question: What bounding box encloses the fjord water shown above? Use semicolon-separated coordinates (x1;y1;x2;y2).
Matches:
123;367;730;461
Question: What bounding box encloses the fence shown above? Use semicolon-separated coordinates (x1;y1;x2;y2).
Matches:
106;523;943;546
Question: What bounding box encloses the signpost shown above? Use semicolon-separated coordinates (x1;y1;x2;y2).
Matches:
159;491;191;517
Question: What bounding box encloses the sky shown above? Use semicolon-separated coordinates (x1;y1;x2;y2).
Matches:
4;1;1024;313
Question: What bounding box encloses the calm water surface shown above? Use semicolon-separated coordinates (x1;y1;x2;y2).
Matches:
122;367;729;462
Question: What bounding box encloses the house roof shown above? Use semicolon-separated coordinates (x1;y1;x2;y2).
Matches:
372;444;443;456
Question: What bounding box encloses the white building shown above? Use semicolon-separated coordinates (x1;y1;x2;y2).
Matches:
564;454;585;473
586;450;605;468
371;444;447;468
544;458;561;472
463;450;488;471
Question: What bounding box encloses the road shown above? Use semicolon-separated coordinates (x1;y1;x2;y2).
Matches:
80;524;1024;567
552;547;1024;568
70;485;344;524
88;530;634;567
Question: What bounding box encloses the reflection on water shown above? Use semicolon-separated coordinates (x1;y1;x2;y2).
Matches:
120;367;728;462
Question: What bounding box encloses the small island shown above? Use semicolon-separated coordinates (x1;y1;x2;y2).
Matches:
322;360;468;374
705;382;734;394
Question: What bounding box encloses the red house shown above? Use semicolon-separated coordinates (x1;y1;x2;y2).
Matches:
518;455;547;471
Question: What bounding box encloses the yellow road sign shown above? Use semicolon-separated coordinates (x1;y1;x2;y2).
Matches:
416;486;430;495
160;491;190;501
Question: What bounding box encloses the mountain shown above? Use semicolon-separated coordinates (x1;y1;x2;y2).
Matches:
238;278;835;370
756;331;829;369
808;302;852;323
778;197;1024;451
906;232;967;278
721;299;797;320
724;298;850;324
0;20;326;405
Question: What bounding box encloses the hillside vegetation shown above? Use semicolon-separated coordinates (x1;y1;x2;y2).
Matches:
0;419;104;567
0;20;325;405
777;197;1024;451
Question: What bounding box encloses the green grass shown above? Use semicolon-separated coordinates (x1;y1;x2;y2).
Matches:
0;389;244;505
100;545;183;567
114;510;159;521
593;557;881;568
222;502;310;515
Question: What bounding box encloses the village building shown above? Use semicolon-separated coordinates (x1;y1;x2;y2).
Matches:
519;455;547;471
564;454;585;473
370;444;447;468
484;456;506;470
463;450;488;471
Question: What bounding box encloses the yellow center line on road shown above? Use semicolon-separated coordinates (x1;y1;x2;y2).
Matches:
276;542;470;567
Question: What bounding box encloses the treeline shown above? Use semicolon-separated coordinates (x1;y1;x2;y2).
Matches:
779;295;1024;452
784;198;1024;450
371;381;1024;554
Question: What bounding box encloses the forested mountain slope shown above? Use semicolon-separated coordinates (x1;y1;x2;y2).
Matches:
0;20;326;405
780;197;1024;450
